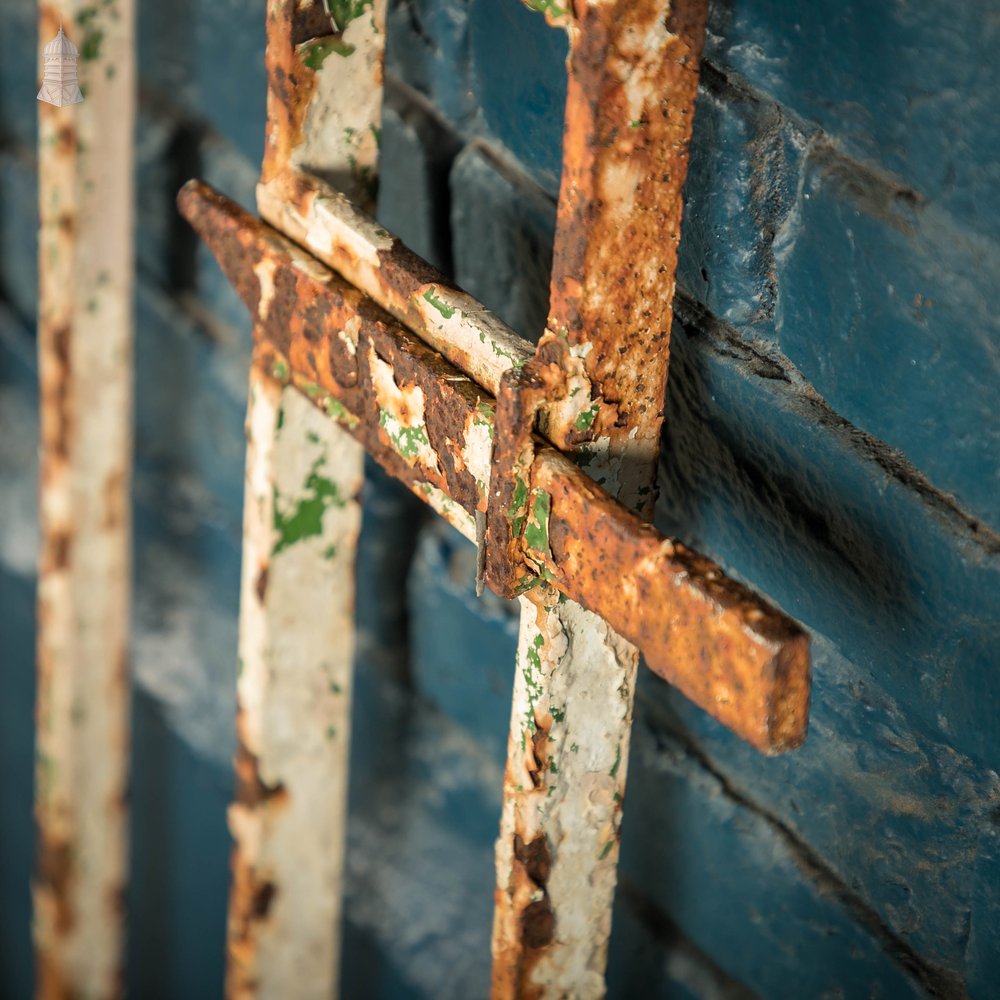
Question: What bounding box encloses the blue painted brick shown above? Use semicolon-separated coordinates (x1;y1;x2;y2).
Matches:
771;146;1000;531
138;0;267;168
677;82;807;332
0;152;39;327
408;519;518;763
450;141;556;341
655;309;1000;773
466;0;566;198
0;0;39;150
134;279;249;515
704;0;1000;244
385;0;477;133
966;818;1000;999
619;712;933;999
641;631;999;979
377;97;459;271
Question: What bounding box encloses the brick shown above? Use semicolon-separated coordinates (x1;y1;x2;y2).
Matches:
619;712;932;999
771;145;1000;530
341;701;500;999
965;818;1000;999
676;81;1000;531
377;96;461;272
607;885;757;1000
408;519;518;763
642;631;999;978
125;691;232;999
137;0;267;167
354;456;430;689
385;0;477;132
466;0;566;197
677;83;807;331
0;0;39;150
0;151;39;327
0;308;38;574
656;309;1000;770
703;0;1000;244
450;141;556;342
134;279;249;515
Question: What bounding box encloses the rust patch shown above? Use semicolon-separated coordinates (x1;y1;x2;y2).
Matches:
36;833;75;935
262;1;320;183
234;740;289;810
254;565;269;604
180;178;810;753
251;881;278;920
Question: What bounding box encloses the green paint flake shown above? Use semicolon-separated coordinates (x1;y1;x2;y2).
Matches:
36;752;55;799
328;0;374;31
549;705;565;724
77;7;104;61
379;409;431;462
329;681;343;694
324;543;338;560
276;407;285;430
523;0;567;17
609;742;622;778
599;839;615;860
300;36;355;70
80;28;104;61
326;725;338;740
272;457;346;556
523;490;551;557
548;759;558;774
271;358;289;381
301;380;324;399
473;400;495;438
325;396;360;429
574;403;599;432
422;287;455;319
307;430;321;444
508;477;530;538
521;633;546;733
491;341;528;369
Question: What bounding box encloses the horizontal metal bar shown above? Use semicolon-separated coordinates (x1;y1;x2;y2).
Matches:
179;179;810;754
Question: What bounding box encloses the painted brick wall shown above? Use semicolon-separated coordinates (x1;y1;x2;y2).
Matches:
2;1;998;997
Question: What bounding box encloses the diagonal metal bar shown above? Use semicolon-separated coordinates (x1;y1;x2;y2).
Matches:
178;180;810;756
34;2;135;996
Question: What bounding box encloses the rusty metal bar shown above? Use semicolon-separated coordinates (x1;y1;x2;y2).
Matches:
490;3;711;994
224;2;385;996
178;181;810;756
34;3;135;997
228;372;363;998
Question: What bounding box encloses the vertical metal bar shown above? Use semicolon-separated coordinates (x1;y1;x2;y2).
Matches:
227;371;363;998
225;2;385;995
34;1;135;996
491;2;706;996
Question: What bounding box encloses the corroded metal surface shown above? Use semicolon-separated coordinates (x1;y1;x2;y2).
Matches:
257;170;533;396
178;180;810;755
490;3;710;993
225;2;384;995
34;2;135;997
227;373;363;999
